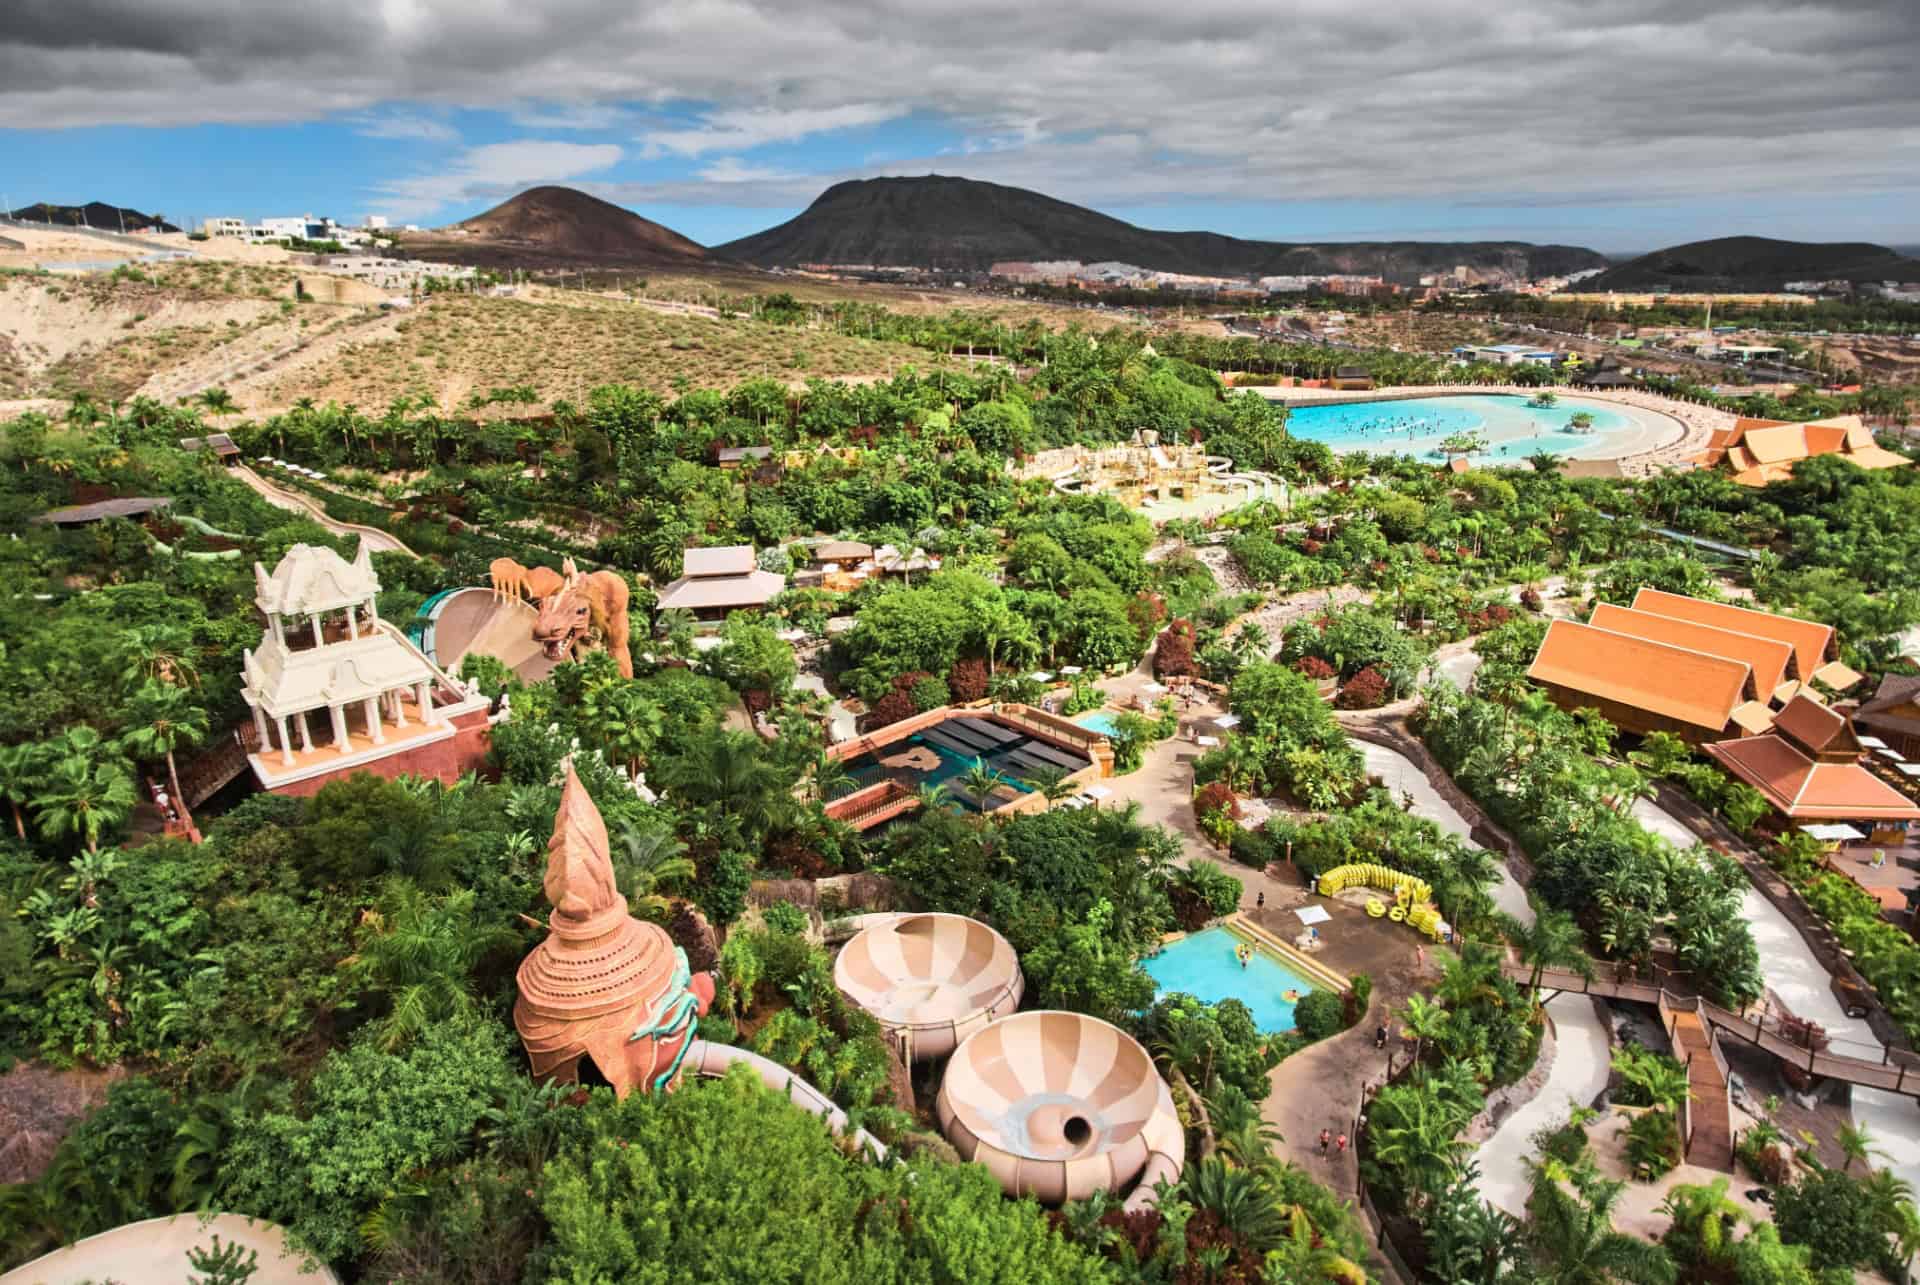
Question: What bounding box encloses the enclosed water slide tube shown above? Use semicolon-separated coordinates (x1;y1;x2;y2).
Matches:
937;1010;1184;1210
834;913;1024;1060
687;1039;888;1160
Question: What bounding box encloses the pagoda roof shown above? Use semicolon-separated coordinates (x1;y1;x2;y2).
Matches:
255;539;380;616
1587;602;1790;699
242;624;435;717
1705;734;1920;821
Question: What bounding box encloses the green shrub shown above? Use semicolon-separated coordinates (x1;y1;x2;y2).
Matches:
1293;989;1347;1041
1624;1108;1680;1180
760;899;808;936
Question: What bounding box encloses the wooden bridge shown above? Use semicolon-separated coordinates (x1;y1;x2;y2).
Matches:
1507;961;1920;1098
823;780;921;831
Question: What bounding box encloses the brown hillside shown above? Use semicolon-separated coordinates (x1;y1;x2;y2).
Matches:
405;186;710;269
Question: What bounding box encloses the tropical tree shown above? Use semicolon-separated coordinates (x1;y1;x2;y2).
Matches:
614;822;696;919
33;746;137;853
352;884;516;1052
1525;1163;1677;1284
117;679;209;814
960;758;1003;813
1837;1120;1882;1174
1499;895;1590;1002
196;387;238;415
0;742;46;840
115;624;200;690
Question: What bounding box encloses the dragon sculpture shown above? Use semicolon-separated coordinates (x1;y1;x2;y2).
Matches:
531;559;633;679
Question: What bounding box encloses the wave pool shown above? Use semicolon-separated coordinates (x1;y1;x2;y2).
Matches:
1284;394;1673;464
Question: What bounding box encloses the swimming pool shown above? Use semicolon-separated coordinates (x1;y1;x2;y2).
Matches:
1284;393;1673;463
835;714;1090;812
1143;926;1320;1032
1075;711;1122;737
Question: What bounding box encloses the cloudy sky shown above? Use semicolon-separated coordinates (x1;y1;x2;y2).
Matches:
4;0;1917;251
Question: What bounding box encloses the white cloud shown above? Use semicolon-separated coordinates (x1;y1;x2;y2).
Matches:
373;139;623;221
353;111;458;142
639;102;905;158
697;157;803;183
3;0;1918;235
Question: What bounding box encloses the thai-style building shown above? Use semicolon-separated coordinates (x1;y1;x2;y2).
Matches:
240;541;491;794
1525;589;1864;743
652;545;786;622
514;766;715;1095
1705;695;1920;837
1856;675;1920;761
1689;414;1912;487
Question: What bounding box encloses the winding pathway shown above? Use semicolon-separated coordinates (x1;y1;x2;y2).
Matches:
233;466;415;556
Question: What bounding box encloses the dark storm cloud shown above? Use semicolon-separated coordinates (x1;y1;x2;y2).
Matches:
3;0;1917;214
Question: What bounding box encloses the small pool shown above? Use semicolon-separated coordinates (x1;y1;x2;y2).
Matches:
1284;393;1672;464
1074;711;1123;737
1143;926;1320;1032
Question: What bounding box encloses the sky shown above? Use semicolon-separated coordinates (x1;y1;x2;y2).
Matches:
3;0;1918;254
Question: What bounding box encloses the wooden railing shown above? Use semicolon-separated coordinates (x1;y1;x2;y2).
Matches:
176;722;262;807
824;780;920;830
1510;961;1920;1096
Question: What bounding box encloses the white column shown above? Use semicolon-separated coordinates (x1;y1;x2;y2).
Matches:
297;710;315;752
274;715;294;767
311;615;323;646
347;609;359;641
269;615;285;648
330;704;348;750
417;680;436;723
363;696;384;744
389;688;408;729
250;705;269;745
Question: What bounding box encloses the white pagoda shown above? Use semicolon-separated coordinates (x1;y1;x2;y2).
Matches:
241;540;488;790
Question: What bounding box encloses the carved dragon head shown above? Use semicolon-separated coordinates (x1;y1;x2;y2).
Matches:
531;558;594;662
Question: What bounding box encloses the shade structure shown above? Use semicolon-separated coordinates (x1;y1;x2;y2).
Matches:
1084;784;1113;799
1141;682;1167;693
1061;665;1084;675
1859;736;1890;749
1213;714;1242;729
1294;905;1332;926
833;913;1023;1061
1875;747;1909;762
1799;823;1866;841
1029;671;1054;682
937;1011;1183;1210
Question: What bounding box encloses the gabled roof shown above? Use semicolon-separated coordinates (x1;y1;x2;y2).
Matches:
1629;589;1834;681
1696;414;1910;485
1772;693;1853;757
1705;734;1920;821
32;496;171;524
1526;619;1753;733
1587;602;1790;699
242;625;435;717
654;569;786;611
682;546;756;577
254;540;379;616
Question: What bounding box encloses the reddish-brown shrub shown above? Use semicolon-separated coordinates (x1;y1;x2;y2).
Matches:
1153;619;1198;678
1128;592;1168;642
1335;666;1391;710
1294;655;1336;680
1194;780;1241;821
947;656;989;703
1519;588;1542;612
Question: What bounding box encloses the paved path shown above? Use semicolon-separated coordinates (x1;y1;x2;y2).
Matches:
233;466;415;556
0;1212;334;1285
1478;995;1612;1213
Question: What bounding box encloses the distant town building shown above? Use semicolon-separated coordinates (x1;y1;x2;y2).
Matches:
200;217;248;239
1458;344;1557;366
366;215;390;231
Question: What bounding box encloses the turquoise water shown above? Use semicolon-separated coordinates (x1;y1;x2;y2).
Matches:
1075;711;1123;737
1285;394;1644;463
1143;927;1319;1032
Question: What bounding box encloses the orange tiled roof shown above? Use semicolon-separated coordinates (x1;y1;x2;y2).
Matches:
1587;602;1791;699
1527;619;1753;733
1705;734;1920;821
1630;589;1834;681
1699;414;1910;486
1771;693;1852;757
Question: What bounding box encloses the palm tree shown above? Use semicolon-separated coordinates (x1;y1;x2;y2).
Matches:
960;758;1003;813
1267;1204;1368;1285
1498;896;1590;1002
353;884;516;1052
805;751;854;804
196;387;238;415
116;624;199;689
1525;1164;1677;1284
1179;1155;1288;1253
1657;1177;1743;1273
656;730;794;843
1020;766;1077;805
1399;993;1450;1064
117;680;208;815
1838;1121;1883;1173
0;742;45;840
1612;1047;1692;1112
33;753;137;853
614;822;696;918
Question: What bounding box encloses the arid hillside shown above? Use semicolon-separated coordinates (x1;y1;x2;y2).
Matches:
232;289;969;412
0;260;364;403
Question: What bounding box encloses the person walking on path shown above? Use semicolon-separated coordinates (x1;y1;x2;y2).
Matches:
1256;891;1265;910
1319;1128;1331;1156
1335;1133;1349;1156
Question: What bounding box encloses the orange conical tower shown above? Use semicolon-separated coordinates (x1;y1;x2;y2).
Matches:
514;766;713;1095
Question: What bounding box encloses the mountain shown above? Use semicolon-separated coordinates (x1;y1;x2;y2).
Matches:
1583;236;1920;292
717;175;1608;282
4;201;178;233
406;186;709;268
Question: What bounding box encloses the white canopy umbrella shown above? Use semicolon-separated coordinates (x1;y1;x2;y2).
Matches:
1859;735;1890;749
1141;682;1167;694
1195;735;1220;747
1213;714;1242;729
1875;747;1909;762
1084;784;1113;800
1799;823;1866;842
1030;671;1054;682
1061;665;1084;675
1899;763;1920;778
